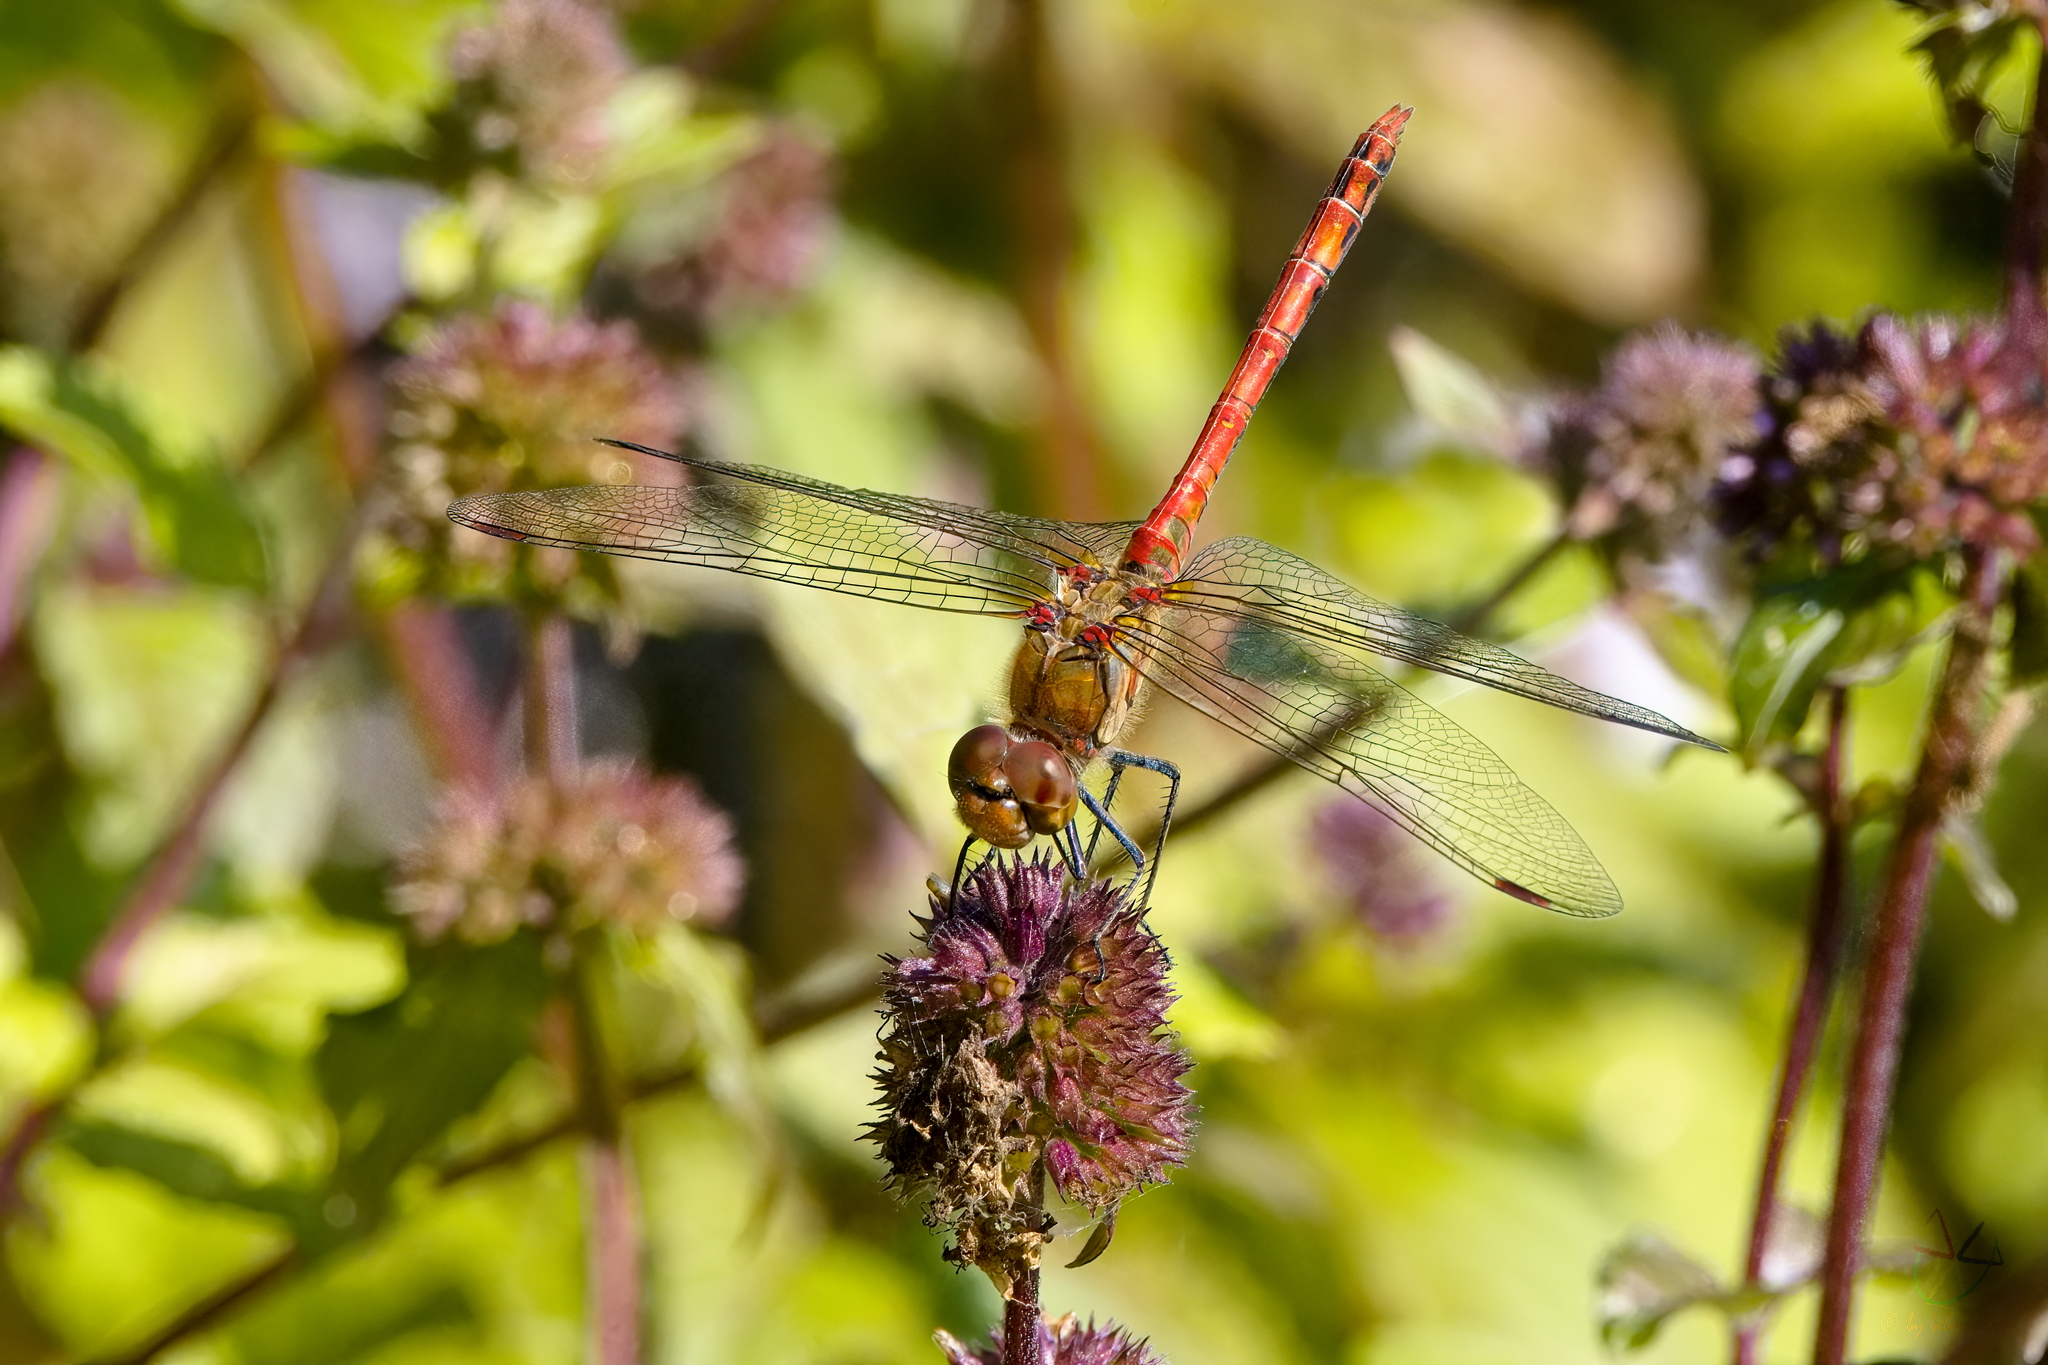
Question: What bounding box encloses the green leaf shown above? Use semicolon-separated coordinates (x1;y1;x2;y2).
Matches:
1943;815;2017;921
1728;567;1941;759
0;346;269;590
316;934;549;1237
63;1118;323;1237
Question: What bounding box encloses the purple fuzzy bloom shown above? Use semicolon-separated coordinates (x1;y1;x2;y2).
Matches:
871;858;1193;1278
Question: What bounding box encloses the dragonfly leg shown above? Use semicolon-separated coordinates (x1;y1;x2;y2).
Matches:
948;834;980;908
1056;819;1089;880
1076;783;1145;878
1083;764;1130;865
1106;751;1182;909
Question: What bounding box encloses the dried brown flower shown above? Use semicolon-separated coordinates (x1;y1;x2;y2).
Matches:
631;125;836;319
937;1314;1166;1365
393;759;743;944
870;859;1192;1281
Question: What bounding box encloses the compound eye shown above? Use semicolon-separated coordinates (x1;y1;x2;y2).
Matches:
948;724;1012;798
955;788;1031;849
1005;740;1077;835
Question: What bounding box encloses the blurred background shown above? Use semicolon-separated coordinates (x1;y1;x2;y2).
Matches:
0;0;2042;1362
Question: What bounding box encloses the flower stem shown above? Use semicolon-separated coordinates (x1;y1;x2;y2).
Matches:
1001;1160;1046;1365
568;933;641;1365
1734;685;1852;1365
1811;547;2004;1365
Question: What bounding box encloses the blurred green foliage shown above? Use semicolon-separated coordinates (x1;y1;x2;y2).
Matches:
0;1;2042;1364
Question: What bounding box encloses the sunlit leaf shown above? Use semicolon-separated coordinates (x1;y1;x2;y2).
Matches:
1389;326;1517;457
63;1119;321;1235
1943;814;2017;921
1596;1229;1721;1350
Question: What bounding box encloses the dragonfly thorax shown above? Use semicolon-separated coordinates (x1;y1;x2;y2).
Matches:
1005;568;1158;765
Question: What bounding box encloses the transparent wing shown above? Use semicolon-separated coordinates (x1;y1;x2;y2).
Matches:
449;454;1142;617
1120;602;1623;917
1169;537;1719;749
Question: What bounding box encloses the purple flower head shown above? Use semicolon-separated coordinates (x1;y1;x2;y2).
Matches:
871;858;1193;1277
443;0;627;188
1528;323;1763;563
385;300;683;617
393;759;743;943
1718;312;2048;570
937;1313;1166;1365
1310;799;1455;945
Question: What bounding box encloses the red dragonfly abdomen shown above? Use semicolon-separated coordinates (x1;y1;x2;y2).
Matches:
1122;104;1411;580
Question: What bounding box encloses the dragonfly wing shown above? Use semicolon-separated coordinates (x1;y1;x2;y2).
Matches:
596;441;1144;575
1123;603;1623;916
450;480;1123;617
1169;537;1719;749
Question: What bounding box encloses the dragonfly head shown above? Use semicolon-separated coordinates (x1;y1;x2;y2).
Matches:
947;724;1077;849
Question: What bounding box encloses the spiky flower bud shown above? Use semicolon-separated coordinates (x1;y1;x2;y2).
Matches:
937;1313;1165;1365
1530;323;1763;561
1718;314;2048;570
870;859;1192;1285
1310;799;1454;944
442;0;627;189
384;300;682;612
393;759;743;944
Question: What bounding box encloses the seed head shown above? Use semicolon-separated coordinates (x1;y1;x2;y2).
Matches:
870;859;1192;1278
385;300;682;610
937;1314;1165;1365
393;759;743;943
1531;324;1763;561
1718;314;2048;570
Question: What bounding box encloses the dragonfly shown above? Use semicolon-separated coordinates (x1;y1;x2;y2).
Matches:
450;105;1720;918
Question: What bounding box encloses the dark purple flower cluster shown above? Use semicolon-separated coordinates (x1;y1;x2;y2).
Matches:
1718;314;2048;569
870;858;1192;1284
938;1313;1165;1365
1310;799;1455;944
393;759;743;943
1527;323;1763;562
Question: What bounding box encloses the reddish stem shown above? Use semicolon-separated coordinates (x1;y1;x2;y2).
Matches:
75;502;366;1017
1734;686;1851;1365
2002;17;2048;334
1001;1161;1046;1365
1811;548;2004;1364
